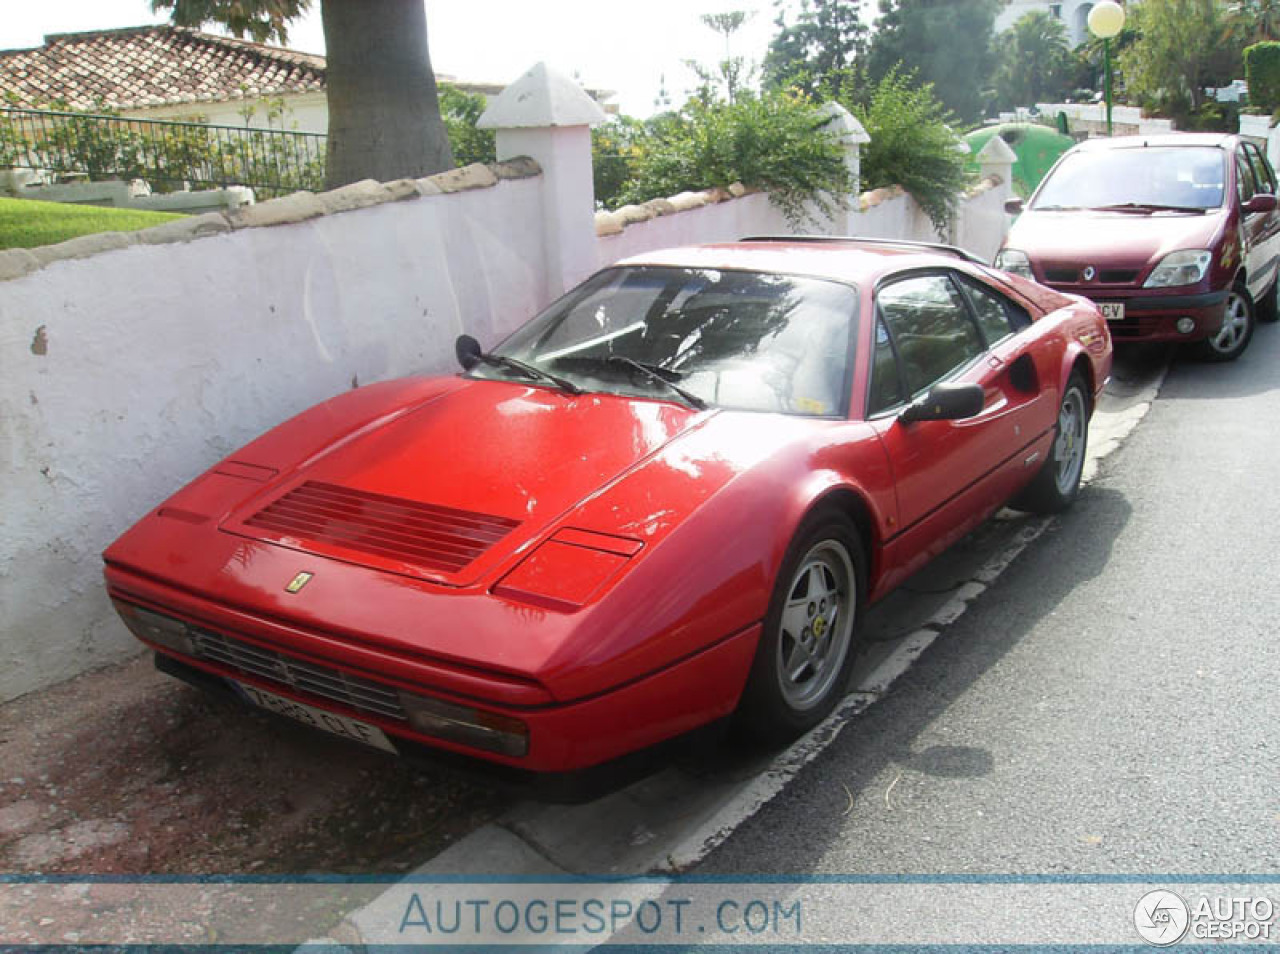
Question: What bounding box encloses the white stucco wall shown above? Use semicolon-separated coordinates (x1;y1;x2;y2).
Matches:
0;175;547;702
597;184;1003;267
1036;102;1176;137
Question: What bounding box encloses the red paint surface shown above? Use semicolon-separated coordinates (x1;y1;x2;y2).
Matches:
104;242;1112;771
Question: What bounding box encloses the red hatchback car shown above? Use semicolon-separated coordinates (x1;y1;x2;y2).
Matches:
104;238;1111;775
996;133;1280;361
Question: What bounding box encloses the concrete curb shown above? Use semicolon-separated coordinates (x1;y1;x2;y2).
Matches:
302;356;1169;950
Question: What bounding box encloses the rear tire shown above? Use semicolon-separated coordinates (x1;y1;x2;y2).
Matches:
738;509;865;744
1195;281;1254;361
1012;372;1089;515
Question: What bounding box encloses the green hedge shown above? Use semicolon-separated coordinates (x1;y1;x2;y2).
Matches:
1245;42;1280;113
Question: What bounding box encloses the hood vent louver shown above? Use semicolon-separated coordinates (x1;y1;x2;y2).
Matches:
244;481;520;574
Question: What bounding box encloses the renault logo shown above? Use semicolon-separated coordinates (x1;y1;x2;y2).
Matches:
1082;266;1097;281
285;571;314;593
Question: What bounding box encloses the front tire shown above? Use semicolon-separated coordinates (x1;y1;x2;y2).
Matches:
738;510;865;743
1196;281;1255;361
1013;372;1089;515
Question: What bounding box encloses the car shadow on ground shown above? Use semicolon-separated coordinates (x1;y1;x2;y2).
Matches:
686;481;1134;873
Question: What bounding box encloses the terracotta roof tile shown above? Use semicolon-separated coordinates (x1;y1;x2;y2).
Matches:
0;25;326;111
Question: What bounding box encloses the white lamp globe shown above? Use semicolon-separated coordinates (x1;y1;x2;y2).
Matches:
1088;1;1126;39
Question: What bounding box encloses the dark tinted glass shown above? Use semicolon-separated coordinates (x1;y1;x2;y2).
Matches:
876;275;984;395
868;316;903;415
958;276;1028;345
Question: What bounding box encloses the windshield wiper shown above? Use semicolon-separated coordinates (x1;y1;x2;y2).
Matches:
482;353;583;394
605;356;708;410
455;334;583;394
1091;202;1207;214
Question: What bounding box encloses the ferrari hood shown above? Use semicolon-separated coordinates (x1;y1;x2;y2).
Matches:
223;379;704;586
1007;208;1227;271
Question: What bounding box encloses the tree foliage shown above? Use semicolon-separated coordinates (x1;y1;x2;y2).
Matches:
867;0;1003;122
992;11;1075;110
1119;0;1243;121
154;0;307;42
686;12;757;105
152;0;453;188
1237;0;1280;43
849;67;972;235
438;84;495;167
763;0;869;99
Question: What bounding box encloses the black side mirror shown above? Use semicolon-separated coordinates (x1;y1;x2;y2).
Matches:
455;334;483;371
1004;197;1024;214
1244;193;1277;214
900;383;985;424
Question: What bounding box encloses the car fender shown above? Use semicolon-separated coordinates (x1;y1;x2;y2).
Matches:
529;416;896;702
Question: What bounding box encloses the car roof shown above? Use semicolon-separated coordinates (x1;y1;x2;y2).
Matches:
1070;132;1237;151
614;239;973;286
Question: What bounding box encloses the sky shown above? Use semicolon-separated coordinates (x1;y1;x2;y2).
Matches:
0;1;787;117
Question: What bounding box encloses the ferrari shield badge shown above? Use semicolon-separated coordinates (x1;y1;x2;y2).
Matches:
285;571;314;594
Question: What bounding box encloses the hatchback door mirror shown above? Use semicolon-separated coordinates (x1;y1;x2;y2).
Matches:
1004;197;1024;214
899;383;985;423
1244;193;1277;214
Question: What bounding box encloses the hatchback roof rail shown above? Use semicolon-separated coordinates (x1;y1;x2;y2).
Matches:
739;234;987;265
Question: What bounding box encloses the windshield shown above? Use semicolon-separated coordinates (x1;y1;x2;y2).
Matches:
485;266;858;417
1031;146;1226;211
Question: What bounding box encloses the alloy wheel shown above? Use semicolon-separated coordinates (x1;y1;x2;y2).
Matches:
775;540;856;711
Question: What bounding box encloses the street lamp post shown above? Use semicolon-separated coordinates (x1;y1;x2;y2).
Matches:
1088;1;1127;136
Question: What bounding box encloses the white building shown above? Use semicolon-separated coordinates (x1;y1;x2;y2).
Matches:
996;0;1127;47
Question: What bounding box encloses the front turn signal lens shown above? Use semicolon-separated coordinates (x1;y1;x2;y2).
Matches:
398;691;529;757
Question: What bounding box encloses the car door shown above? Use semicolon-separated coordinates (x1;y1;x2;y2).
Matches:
866;270;1043;578
1240;142;1280;301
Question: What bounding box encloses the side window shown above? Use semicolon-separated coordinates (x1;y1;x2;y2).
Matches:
876;274;984;396
957;275;1032;346
1237;151;1257;203
867;316;904;415
1245;143;1276;195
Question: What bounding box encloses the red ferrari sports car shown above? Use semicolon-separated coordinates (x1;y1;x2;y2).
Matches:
104;237;1111;774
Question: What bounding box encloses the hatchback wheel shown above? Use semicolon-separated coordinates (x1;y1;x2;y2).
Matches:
1197;282;1254;361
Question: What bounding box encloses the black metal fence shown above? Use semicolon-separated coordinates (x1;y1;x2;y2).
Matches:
0;107;327;198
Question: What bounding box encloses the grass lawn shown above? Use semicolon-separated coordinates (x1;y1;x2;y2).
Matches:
0;197;184;251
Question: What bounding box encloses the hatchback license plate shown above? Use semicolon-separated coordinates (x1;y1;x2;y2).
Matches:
1098;302;1125;321
237;682;397;753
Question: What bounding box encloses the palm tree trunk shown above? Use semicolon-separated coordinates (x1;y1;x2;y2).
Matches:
321;0;454;188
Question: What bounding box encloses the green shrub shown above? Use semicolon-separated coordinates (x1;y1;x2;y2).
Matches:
848;68;973;236
1245;42;1280;113
617;90;852;225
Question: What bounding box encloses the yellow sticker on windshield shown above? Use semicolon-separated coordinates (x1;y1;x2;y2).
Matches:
795;397;829;415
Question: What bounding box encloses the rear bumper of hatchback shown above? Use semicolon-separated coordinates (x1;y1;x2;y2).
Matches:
1050;288;1228;343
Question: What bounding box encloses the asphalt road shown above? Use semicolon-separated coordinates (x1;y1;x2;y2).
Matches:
696;323;1280;879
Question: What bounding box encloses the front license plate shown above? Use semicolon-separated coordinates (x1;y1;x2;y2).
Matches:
1098;302;1125;321
237;682;397;753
